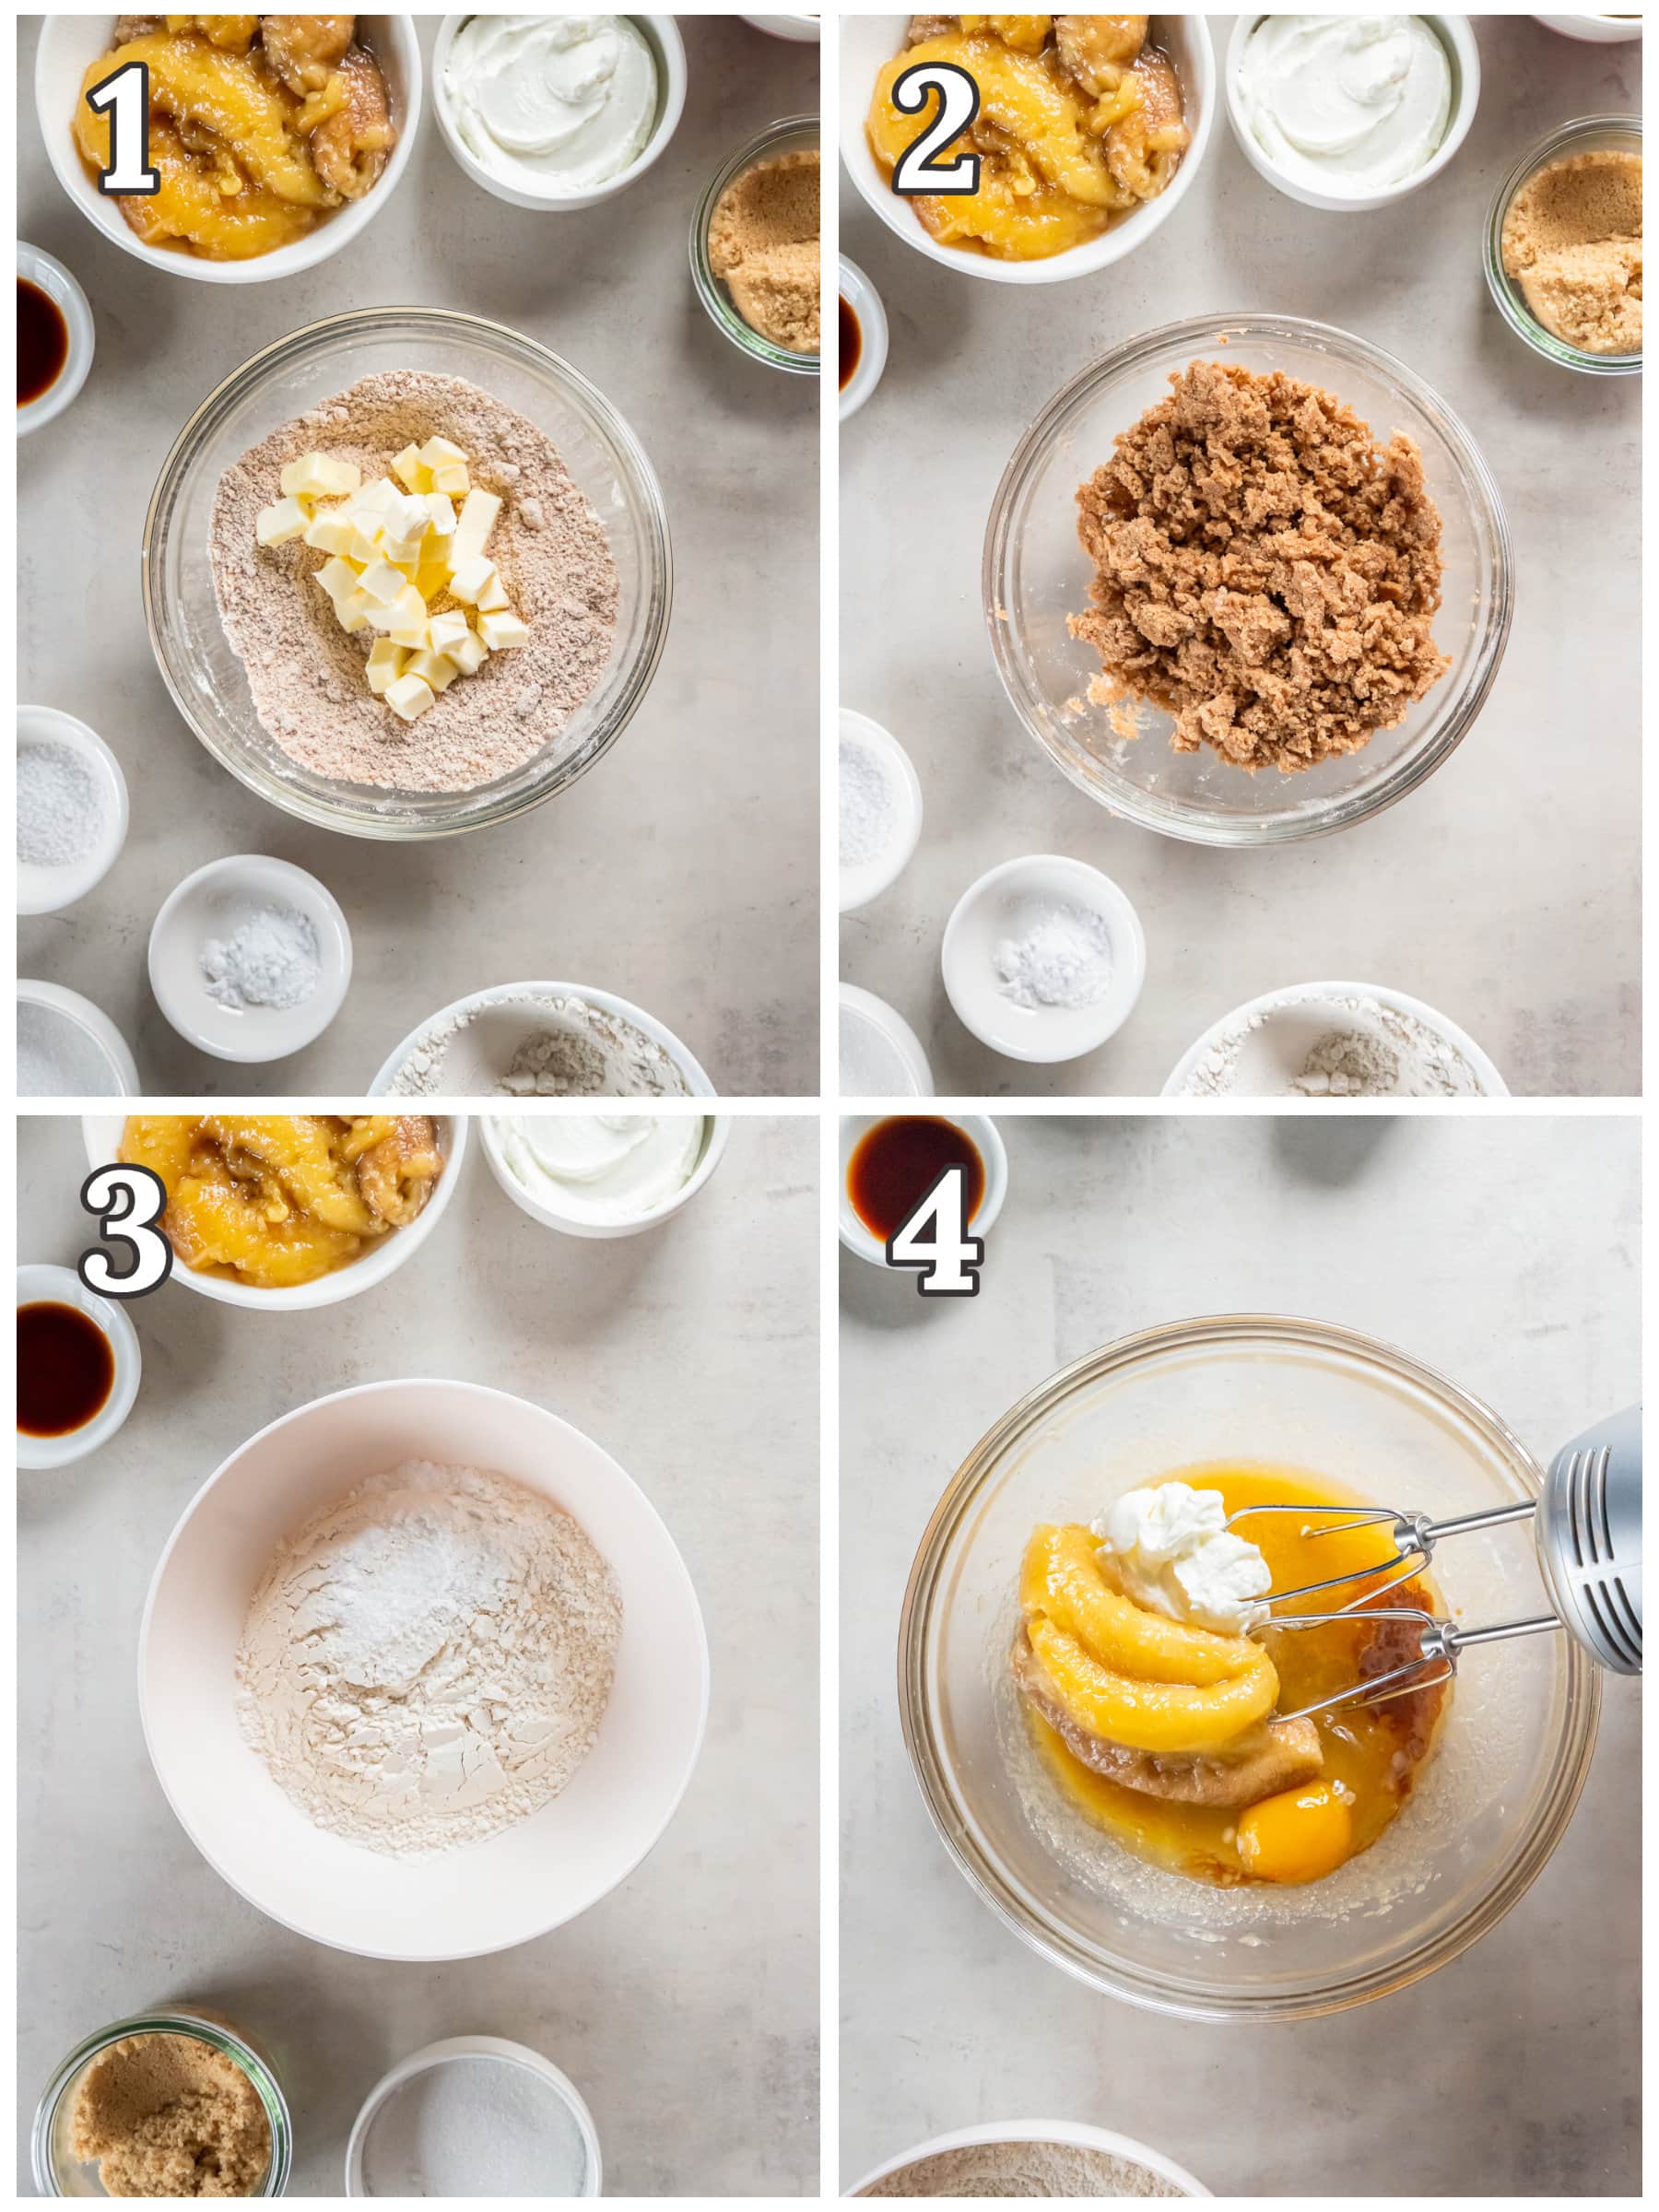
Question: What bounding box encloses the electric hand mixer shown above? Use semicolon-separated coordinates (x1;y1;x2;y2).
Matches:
1229;1406;1642;1723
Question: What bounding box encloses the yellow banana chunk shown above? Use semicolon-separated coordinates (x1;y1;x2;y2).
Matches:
1020;1524;1256;1687
1026;1615;1278;1755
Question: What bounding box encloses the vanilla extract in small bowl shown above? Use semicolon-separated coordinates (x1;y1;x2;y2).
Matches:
18;1300;114;1438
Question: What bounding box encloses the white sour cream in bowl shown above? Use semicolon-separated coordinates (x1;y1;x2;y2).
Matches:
1232;16;1465;208
441;17;664;203
485;1111;722;1237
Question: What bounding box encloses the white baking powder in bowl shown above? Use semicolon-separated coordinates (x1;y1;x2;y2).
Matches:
359;2054;590;2195
840;733;903;868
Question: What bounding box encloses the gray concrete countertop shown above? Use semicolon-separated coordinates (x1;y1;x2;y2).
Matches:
18;1112;818;2195
841;1114;1640;2194
18;18;818;1099
841;17;1640;1099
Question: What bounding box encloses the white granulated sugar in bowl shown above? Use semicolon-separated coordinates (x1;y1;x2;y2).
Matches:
237;1461;621;1857
389;992;693;1097
17;741;105;867
841;733;902;867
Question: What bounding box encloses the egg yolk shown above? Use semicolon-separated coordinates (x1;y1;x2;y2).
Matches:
1235;1782;1353;1885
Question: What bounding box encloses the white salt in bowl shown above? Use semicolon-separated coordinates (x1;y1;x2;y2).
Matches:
147;855;352;1065
17;706;128;916
81;1113;468;1312
942;855;1146;1065
141;1379;709;1959
1162;982;1509;1099
840;709;922;913
848;2119;1211;2197
840;984;934;1099
346;2035;602;2196
18;982;139;1099
371;982;715;1098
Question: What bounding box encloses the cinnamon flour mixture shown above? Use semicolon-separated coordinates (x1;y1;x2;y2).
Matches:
1072;359;1449;772
862;2142;1185;2196
211;372;618;793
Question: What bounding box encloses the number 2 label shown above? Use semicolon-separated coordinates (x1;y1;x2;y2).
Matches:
890;62;982;197
86;60;159;195
887;1164;983;1297
79;1165;172;1298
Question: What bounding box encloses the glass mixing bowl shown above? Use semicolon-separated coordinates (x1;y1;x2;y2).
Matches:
983;315;1512;845
689;116;821;376
144;308;672;839
1484;116;1642;379
899;1315;1599;2020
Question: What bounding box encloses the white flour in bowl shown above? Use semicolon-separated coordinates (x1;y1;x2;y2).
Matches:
861;2142;1187;2196
385;991;693;1096
1178;992;1487;1097
237;1461;621;1856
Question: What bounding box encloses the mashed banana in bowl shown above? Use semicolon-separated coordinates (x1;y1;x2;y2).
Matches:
119;1113;443;1288
72;16;395;261
865;15;1189;260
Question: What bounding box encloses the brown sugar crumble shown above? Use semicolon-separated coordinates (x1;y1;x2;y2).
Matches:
68;2030;271;2197
1069;359;1450;773
710;148;820;355
1501;147;1642;356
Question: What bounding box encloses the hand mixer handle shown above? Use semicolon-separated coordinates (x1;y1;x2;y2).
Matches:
1536;1406;1642;1675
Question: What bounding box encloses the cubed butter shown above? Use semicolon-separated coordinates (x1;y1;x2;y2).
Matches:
451;488;501;569
392;443;435;495
422;492;458;537
433;462;471;497
406;648;459;693
384;673;436;723
280;453;361;501
357;558;407;607
255;496;310;547
448;629;489;676
335;587;374;634
477;570;511;613
478;608;531;651
303;510;358;556
366;641;406;694
448;553;497;606
386;585;433;644
313;555;360;608
426;611;471;655
419;436;467;470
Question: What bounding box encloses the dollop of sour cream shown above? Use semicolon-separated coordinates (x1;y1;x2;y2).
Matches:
444;16;659;194
1090;1482;1273;1637
496;1112;704;1224
1237;16;1452;197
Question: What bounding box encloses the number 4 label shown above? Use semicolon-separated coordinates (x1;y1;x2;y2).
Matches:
79;1164;172;1298
887;1165;983;1298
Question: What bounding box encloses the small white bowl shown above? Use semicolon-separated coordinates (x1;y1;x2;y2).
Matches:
16;1263;142;1472
838;1112;1006;1267
81;1113;469;1311
942;854;1146;1065
18;982;139;1098
347;2036;602;2197
34;16;422;285
479;1110;731;1240
371;983;715;1098
839;983;934;1098
840;709;923;913
741;15;821;41
1162;982;1510;1098
839;254;888;423
840;14;1216;286
17;243;93;435
432;15;687;211
140;1377;710;1959
17;706;128;915
147;855;351;1065
1533;14;1644;40
1225;16;1480;212
846;2119;1211;2198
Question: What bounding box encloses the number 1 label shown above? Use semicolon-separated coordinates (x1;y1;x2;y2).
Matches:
86;60;159;195
887;1164;982;1297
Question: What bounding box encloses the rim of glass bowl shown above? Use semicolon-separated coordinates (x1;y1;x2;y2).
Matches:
898;1312;1602;2022
143;306;673;841
1483;116;1642;379
689;116;821;377
982;312;1514;848
33;2010;294;2195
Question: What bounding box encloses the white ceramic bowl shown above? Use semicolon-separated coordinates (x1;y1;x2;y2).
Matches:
1224;15;1479;213
839;1112;1007;1266
840;709;923;912
17;706;128;915
16;1263;142;1472
140;1378;709;1959
839;255;888;423
840;15;1216;286
847;2119;1211;2198
17;243;94;434
741;14;821;41
1162;982;1509;1099
479;1110;731;1240
942;854;1146;1065
147;855;352;1065
839;984;934;1099
1533;13;1644;39
347;2036;602;2196
81;1113;469;1310
431;15;687;211
371;983;715;1098
18;982;139;1098
34;16;422;286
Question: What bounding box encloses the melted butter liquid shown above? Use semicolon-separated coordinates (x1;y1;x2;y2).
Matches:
1030;1462;1450;1886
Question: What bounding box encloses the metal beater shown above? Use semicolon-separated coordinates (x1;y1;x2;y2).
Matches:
1228;1407;1641;1723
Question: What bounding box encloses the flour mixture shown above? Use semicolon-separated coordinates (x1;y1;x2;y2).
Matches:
237;1461;621;1855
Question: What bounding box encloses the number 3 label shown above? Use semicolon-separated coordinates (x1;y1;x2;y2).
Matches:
86;60;159;195
888;1165;983;1297
890;62;982;197
79;1165;172;1298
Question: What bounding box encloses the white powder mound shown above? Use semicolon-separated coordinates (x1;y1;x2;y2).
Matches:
237;1461;621;1856
1179;992;1488;1097
386;992;692;1097
862;2143;1186;2197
